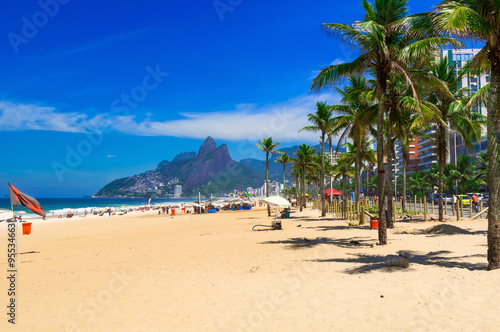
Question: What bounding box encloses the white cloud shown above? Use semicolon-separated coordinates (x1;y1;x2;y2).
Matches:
0;92;342;144
0;101;87;133
331;58;345;65
106;155;116;159
308;59;346;80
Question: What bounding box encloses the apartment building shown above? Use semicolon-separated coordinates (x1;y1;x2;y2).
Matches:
395;137;423;173
408;49;490;171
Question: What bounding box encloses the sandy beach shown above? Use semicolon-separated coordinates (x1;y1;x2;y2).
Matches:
1;205;499;331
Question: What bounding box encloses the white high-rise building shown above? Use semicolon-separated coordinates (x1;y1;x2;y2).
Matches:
173;185;182;198
442;49;490;164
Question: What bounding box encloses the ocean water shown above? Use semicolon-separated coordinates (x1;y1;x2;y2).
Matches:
0;197;197;218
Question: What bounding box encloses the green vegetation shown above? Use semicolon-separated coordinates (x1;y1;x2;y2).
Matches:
293;0;500;269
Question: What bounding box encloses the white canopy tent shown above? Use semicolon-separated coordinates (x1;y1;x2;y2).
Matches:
263;196;291;209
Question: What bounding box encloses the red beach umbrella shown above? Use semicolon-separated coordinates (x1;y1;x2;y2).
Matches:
325;188;342;196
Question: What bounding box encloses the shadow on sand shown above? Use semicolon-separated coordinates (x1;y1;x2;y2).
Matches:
304;225;370;232
260;236;374;250
312;250;487;273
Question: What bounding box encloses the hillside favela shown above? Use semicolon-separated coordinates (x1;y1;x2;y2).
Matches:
1;0;500;331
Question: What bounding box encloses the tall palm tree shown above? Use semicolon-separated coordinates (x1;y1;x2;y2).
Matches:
392;109;426;212
257;137;280;216
292;144;317;212
341;139;376;219
300;101;334;217
330;76;375;219
312;0;460;244
275;153;291;197
435;0;500;271
421;56;485;221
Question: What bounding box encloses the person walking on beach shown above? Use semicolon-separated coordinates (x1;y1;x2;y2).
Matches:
472;194;479;212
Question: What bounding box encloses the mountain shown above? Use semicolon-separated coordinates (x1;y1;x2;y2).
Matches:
95;137;265;198
157;152;196;169
240;144;324;181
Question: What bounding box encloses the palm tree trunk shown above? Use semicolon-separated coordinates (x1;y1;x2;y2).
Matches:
438;124;445;221
402;155;407;212
487;55;500;270
329;137;333;204
376;82;387;245
283;164;286;198
320;133;326;217
355;128;361;219
300;169;305;212
343;174;347;219
386;130;394;229
295;177;299;205
266;153;271;217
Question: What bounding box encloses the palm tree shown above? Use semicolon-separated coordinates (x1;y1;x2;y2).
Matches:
312;0;460;244
443;162;458;194
424;164;440;194
435;0;500;271
453;154;485;193
367;174;379;196
292;144;317;212
392;109;426;212
330;76;375;219
474;147;500;191
421;56;485;221
257;137;280;216
275;153;291;197
408;171;431;198
300;101;334;217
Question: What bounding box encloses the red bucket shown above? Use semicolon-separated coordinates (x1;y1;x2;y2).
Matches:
370;218;378;229
22;222;32;235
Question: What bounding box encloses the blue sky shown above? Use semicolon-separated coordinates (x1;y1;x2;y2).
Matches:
1;0;448;197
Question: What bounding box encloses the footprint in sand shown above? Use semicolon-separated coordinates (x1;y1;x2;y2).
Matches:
247;266;260;273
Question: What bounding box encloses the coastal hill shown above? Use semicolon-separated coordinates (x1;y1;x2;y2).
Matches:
240;144;323;182
95;137;265;198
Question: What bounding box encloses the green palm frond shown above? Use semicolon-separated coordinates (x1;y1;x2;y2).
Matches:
311;55;369;91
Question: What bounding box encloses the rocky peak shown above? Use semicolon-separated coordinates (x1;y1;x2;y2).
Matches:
197;136;218;160
172;152;196;162
157;160;170;169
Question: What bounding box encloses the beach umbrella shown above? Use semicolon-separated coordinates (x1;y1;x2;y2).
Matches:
263;196;291;209
325;188;342;195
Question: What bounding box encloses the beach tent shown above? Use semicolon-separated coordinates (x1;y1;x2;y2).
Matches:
325;188;342;195
263;196;291;209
